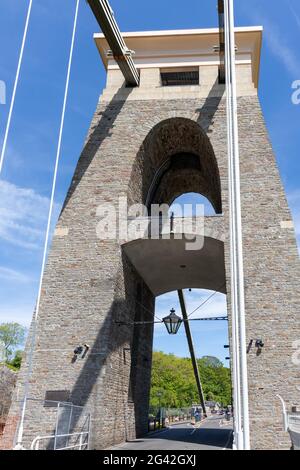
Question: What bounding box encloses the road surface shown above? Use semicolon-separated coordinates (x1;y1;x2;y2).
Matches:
109;416;233;450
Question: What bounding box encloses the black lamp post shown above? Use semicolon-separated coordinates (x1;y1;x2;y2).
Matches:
157;391;163;428
162;308;182;335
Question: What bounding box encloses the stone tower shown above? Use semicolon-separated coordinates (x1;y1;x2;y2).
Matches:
1;27;299;450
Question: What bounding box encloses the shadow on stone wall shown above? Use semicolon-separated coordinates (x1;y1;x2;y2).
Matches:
196;78;225;132
47;253;154;449
61;86;133;215
28;80;226;450
128;79;225;217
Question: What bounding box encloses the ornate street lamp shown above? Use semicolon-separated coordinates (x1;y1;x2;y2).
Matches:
162;308;182;335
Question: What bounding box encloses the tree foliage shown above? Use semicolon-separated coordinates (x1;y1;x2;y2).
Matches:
150;351;232;409
0;322;26;361
201;355;223;368
8;350;23;370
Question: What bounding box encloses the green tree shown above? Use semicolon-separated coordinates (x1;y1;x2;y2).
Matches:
8;350;23;370
206;391;215;401
0;322;26;361
201;356;223;368
150;351;232;410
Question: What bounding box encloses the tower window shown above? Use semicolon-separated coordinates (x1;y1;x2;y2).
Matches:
161;69;199;86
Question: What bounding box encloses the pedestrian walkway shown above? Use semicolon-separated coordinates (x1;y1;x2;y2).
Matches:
109;416;233;450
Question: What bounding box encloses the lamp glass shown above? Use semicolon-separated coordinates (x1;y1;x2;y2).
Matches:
162;309;182;335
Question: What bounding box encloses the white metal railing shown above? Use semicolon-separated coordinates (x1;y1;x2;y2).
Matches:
277;394;300;432
14;398;91;450
121;215;211;244
30;430;89;450
277;395;300;450
277;394;289;432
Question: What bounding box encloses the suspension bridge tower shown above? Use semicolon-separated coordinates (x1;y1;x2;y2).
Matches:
1;26;300;451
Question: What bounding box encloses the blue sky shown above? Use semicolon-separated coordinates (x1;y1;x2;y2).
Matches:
0;0;299;363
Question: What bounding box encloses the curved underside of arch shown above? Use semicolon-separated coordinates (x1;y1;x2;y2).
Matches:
122;236;226;296
146;152;215;211
129;117;222;214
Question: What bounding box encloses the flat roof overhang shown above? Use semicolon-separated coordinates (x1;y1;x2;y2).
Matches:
94;26;263;88
122;236;226;297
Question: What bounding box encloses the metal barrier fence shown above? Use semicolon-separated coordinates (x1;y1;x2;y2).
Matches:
277;395;300;450
148;407;193;431
31;430;89;450
0;404;6;435
123;214;208;243
288;415;300;451
14;398;91;450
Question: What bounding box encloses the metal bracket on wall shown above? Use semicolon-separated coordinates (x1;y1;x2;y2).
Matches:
123;347;131;364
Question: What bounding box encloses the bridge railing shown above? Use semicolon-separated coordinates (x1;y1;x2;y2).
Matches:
148;407;193;431
118;213;225;247
125;214;205;239
13;398;91;450
277;395;300;450
30;430;89;450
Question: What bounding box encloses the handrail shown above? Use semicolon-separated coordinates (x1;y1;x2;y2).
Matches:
277;394;288;432
30;430;89;450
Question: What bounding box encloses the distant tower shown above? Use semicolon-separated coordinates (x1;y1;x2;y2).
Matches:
1;27;299;450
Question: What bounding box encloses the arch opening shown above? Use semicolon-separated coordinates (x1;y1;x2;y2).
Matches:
148;287;232;442
170;192;217;217
123;235;226;297
124;115;230;447
129;117;222;215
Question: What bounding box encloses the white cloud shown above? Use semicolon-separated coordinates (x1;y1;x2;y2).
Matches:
0;180;60;250
0;305;32;327
0;266;31;283
156;289;227;317
154;289;227;337
287;190;300;252
261;19;300;77
183;290;227;318
240;0;300;78
170;194;214;217
287;0;300;30
287;188;300;205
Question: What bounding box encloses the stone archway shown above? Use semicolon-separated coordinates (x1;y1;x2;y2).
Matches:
2;114;227;451
121;116;227;442
128;117;222;214
3;70;298;451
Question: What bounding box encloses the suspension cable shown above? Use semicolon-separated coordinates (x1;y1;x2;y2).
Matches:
15;0;80;449
0;0;33;174
187;283;226;318
133;284;226;323
135;297;163;323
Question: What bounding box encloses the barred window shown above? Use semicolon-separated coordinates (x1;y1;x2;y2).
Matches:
161;70;199;86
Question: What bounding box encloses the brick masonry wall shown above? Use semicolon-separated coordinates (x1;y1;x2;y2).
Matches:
0;365;17;448
2;88;300;450
0;365;17;427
